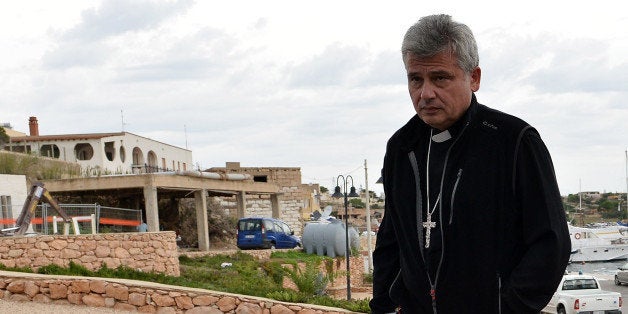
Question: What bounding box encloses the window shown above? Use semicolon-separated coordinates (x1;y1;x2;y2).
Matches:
562;279;598;290
264;220;275;232
132;147;144;165
0;195;12;229
104;141;115;161
147;150;157;167
74;143;94;160
40;144;60;158
238;219;262;231
254;175;268;182
281;222;292;234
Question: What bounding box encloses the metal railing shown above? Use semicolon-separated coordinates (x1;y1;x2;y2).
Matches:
131;163;172;174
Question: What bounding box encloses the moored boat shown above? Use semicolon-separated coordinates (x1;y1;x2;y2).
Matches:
569;225;628;262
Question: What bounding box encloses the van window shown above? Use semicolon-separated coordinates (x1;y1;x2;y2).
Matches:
239;220;261;231
264;220;275;232
281;222;292;234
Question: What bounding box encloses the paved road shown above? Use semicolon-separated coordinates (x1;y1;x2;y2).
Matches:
599;276;628;300
0;298;132;313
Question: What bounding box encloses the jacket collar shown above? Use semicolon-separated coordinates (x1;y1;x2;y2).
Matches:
397;93;479;153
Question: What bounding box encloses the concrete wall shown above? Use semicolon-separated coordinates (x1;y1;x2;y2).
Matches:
0;232;179;276
0;174;27;221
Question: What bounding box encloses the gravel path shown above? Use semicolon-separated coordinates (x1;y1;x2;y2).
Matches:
0;299;133;313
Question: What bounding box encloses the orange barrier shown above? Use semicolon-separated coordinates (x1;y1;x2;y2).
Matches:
1;217;140;226
99;218;141;227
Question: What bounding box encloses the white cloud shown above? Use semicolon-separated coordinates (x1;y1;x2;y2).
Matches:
1;0;627;196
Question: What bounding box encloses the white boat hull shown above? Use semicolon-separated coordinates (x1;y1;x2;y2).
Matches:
570;244;628;262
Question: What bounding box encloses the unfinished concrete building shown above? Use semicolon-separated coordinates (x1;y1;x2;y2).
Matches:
207;162;322;235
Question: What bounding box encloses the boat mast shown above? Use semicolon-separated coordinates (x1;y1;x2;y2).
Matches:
579;178;584;225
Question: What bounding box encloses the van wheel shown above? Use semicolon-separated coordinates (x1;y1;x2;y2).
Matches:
270;244;276;250
615;276;622;286
557;306;566;314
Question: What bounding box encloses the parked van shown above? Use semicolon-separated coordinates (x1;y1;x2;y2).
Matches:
237;217;301;249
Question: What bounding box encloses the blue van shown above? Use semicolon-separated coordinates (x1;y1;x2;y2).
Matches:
237;217;301;249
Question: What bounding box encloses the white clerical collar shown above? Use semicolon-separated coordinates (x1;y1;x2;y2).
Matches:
431;130;452;143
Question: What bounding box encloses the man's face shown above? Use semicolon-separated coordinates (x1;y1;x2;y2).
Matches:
405;50;481;130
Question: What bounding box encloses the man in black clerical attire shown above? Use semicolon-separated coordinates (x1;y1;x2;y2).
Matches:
369;14;571;314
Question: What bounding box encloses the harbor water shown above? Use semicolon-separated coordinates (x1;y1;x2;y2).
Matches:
567;260;627;277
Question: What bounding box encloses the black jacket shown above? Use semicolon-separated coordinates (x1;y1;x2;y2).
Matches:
370;96;571;313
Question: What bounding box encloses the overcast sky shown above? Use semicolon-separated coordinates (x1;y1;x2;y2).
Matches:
1;0;627;196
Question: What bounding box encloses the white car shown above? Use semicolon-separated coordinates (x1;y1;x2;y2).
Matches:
543;274;622;314
615;262;628;285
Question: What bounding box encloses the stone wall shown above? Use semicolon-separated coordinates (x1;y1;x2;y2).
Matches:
0;232;179;276
0;271;358;313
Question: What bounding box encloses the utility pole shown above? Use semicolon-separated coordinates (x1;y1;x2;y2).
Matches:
364;159;373;273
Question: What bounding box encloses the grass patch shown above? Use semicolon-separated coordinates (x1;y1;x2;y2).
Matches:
0;263;34;273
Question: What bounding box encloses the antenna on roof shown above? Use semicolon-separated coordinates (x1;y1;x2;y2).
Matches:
121;109;126;132
184;124;188;149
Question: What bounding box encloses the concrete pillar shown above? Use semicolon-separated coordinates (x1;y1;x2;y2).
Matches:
195;189;210;251
236;191;246;218
271;194;280;218
143;184;159;232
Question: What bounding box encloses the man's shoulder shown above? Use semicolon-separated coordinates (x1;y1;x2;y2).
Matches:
474;104;531;136
387;115;424;150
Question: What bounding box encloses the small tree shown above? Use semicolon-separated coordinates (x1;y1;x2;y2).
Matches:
0;127;9;148
349;198;365;208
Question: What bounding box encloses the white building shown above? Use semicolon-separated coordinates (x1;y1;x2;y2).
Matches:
0;174;27;229
4;117;193;175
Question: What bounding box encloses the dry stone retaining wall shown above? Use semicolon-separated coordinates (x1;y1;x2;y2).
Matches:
0;231;179;276
0;271;357;313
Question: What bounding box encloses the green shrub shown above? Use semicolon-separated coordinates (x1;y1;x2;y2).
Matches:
0;263;33;273
284;260;328;296
266;290;310;303
260;260;286;285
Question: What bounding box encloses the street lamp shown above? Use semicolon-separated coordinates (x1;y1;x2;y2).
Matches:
332;174;359;300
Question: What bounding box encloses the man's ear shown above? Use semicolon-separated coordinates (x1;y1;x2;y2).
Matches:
470;67;481;92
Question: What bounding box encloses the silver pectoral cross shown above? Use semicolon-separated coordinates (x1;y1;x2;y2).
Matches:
422;213;436;248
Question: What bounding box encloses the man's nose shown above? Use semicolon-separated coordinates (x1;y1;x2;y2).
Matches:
420;82;436;99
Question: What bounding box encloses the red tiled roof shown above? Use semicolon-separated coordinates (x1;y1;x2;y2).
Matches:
10;132;125;142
